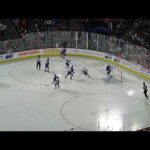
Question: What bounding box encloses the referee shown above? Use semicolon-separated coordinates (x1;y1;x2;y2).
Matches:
143;82;149;99
36;55;41;70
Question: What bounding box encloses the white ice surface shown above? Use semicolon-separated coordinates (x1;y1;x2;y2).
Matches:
0;57;150;131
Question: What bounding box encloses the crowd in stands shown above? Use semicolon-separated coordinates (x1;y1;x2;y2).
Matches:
0;22;7;41
113;40;150;70
10;19;85;39
0;19;148;49
112;19;150;49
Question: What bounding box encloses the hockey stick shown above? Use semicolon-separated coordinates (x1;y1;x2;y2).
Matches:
45;84;51;86
45;82;53;86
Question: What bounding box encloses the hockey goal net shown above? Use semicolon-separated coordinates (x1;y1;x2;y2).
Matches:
111;66;123;82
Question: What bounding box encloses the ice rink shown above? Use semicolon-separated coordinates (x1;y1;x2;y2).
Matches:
0;56;150;131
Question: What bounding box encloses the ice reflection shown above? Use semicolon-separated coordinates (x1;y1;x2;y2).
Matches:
97;110;123;131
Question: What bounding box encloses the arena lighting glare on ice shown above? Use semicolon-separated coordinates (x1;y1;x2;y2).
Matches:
98;111;123;131
127;89;135;96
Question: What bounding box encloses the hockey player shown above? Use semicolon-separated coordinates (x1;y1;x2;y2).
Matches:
36;55;41;70
143;82;149;99
65;66;75;80
82;67;91;78
61;48;66;59
45;58;49;72
106;65;112;79
54;76;60;89
52;74;58;84
65;58;70;68
52;74;60;89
